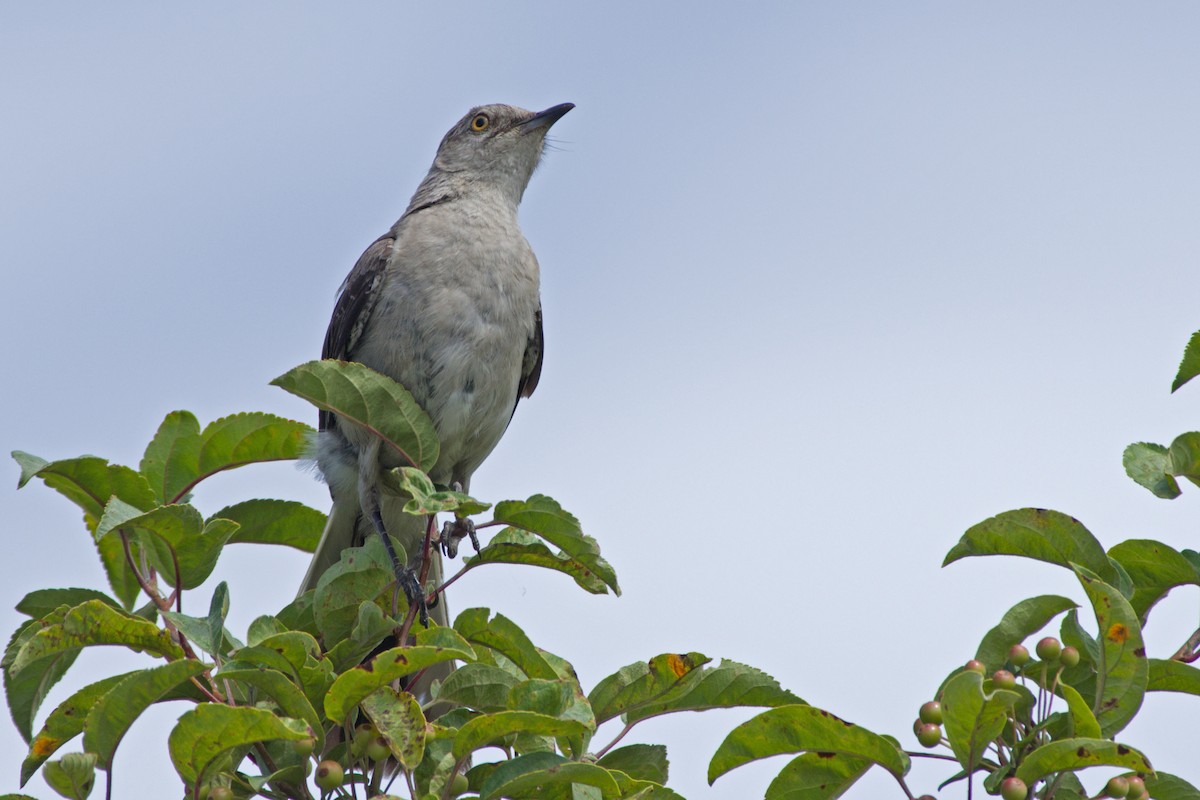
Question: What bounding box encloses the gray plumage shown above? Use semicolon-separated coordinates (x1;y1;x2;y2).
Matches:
300;102;573;646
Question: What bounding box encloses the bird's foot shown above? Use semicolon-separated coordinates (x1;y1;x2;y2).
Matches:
372;508;429;627
441;517;479;558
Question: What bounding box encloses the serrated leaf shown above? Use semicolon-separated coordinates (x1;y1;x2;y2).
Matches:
21;672;134;784
4;616;79;743
480;752;620;800
1146;658;1200;695
95;501;236;590
271;360;438;471
167;703;310;784
439;663;523;711
1013;738;1152;783
608;770;685;800
1074;564;1148;736
453;711;589;760
1167;432;1200;484
11;600;183;675
596;745;669;785
312;537;397;645
83;660;209;768
193;412;311;493
361;686;426;769
1109;539;1200;623
15;589;120;620
1123;443;1181;499
210;499;324;552
219;666;322;747
1056;683;1101;738
322;600;399;672
464;529;612;594
588;653;710;725
454;608;557;680
140;410;203;504
764;751;872;800
945;508;1117;583
1172;330;1200;392
974;595;1077;669
493;496;620;595
939;671;1020;770
708;704;907;784
1145;772;1200;800
626;659;803;724
12;453;154;607
397;466;490;516
324;640;473;721
42;752;96;800
160;610;240;659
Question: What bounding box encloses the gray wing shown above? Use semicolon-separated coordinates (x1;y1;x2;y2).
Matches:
319;233;394;431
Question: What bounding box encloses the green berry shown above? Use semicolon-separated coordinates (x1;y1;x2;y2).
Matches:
315;760;345;791
208;788;233;800
293;736;316;758
1060;645;1081;667
1007;644;1030;666
918;701;943;725
965;659;986;674
1036;636;1062;661
1103;776;1130;798
1000;776;1028;800
366;735;391;762
992;669;1017;690
1126;776;1147;800
916;723;942;748
351;723;376;758
450;773;470;796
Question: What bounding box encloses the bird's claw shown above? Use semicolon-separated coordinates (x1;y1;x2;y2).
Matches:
440;517;479;559
395;564;429;627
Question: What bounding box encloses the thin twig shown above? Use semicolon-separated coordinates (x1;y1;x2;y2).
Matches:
594;722;635;759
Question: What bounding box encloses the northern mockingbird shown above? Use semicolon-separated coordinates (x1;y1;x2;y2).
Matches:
300;103;573;633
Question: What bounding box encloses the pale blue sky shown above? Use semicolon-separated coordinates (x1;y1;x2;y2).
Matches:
3;4;1200;798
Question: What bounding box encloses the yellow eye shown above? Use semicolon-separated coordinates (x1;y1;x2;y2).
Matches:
470;114;490;132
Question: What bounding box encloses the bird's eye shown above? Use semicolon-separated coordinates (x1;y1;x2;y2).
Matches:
470;114;490;132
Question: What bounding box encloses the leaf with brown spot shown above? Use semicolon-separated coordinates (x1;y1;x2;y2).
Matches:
1014;738;1152;784
323;638;473;722
1073;564;1148;737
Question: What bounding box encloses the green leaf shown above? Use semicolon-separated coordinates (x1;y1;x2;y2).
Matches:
312;538;397;645
139;410;203;504
1147;658;1200;695
1166;432;1200;484
479;752;621;800
708;704;908;784
397;467;491;516
1172;330;1200;392
82;660;209;768
3;616;79;743
454;608;558;680
12;453;154;607
15;588;120;620
323;600;400;673
438;663;522;711
21;672;135;784
1108;539;1200;622
271;360;439;471
1013;738;1152;783
193;412;311;494
218;667;322;746
95;501;237;590
588;653;710;725
210;499;325;552
493;496;620;595
1123;443;1181;499
42;752;96;800
206;582;230;658
463;529;612;594
361;686;426;769
160;610;240;659
625;659;804;724
764;751;872;800
596;745;669;785
1146;772;1200;800
452;711;589;760
944;508;1117;584
167;703;310;784
508;678;573;717
1061;608;1100;665
1074;565;1148;736
11;600;184;675
939;670;1020;771
324;639;474;722
1056;683;1101;738
973;595;1077;671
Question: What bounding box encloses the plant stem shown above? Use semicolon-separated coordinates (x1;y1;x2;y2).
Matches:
594;722;635;759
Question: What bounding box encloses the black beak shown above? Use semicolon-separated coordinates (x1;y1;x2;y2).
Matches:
521;102;574;131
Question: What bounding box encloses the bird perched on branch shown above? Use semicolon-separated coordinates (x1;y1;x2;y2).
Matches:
301;102;574;629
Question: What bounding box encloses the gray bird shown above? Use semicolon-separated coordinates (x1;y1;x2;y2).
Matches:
300;103;573;636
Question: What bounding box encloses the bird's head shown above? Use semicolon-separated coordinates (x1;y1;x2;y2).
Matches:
429;102;574;203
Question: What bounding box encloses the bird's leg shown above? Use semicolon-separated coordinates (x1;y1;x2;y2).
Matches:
359;439;428;626
440;481;480;558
